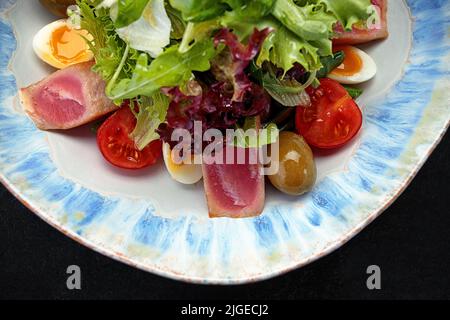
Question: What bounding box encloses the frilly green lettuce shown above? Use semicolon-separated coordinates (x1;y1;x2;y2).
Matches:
262;0;373;72
176;0;374;73
131;94;170;150
256;22;322;73
308;0;373;30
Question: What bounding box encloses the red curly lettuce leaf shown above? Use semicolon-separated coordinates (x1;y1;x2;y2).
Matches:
158;83;271;149
158;28;271;149
212;28;271;102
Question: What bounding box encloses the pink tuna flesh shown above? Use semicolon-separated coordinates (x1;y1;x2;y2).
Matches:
34;75;86;124
20;62;118;130
333;0;388;45
202;145;265;218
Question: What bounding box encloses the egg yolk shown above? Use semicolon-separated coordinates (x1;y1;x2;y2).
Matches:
331;46;363;76
167;147;197;172
50;26;90;64
167;152;185;173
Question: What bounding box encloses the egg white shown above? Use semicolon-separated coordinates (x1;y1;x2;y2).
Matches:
328;46;377;85
33;19;93;69
163;143;203;185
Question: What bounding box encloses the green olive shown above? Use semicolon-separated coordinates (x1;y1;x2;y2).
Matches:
39;0;77;17
269;131;317;196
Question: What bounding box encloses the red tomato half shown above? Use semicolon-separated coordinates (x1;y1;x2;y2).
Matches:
97;106;162;169
296;78;363;149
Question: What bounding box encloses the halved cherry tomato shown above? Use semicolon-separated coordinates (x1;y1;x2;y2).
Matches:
296;78;363;149
97;106;162;169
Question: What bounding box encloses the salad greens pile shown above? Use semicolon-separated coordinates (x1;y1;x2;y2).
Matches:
76;0;375;150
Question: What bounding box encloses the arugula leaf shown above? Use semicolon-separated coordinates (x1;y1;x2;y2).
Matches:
316;50;345;78
169;0;228;22
261;71;314;107
343;85;364;99
179;20;220;53
114;0;150;29
131;93;170;150
109;40;216;100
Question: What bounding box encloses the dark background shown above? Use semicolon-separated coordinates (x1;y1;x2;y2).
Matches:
0;132;448;300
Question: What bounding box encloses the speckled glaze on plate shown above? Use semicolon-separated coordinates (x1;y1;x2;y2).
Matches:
0;0;449;284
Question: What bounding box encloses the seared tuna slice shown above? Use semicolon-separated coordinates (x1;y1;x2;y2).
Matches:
333;0;388;45
202;145;265;218
20;62;118;130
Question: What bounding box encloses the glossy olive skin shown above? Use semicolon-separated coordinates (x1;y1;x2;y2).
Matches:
39;0;76;17
269;132;317;196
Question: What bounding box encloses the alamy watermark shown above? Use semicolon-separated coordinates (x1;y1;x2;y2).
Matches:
66;265;81;290
366;265;381;290
168;121;280;176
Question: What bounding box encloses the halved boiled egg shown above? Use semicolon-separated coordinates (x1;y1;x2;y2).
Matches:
328;45;377;84
33;19;93;69
162;143;203;185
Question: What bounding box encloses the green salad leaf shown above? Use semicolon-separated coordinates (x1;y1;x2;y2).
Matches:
257;22;322;73
114;0;150;29
131;93;170;150
261;71;315;107
109;40;216;100
179;20;220;53
175;0;374;75
222;0;275;19
232;117;279;148
272;0;335;41
258;0;372;74
78;0;138;83
343;85;364;99
316;50;345;78
311;0;373;30
166;4;187;39
250;61;314;107
169;0;228;22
